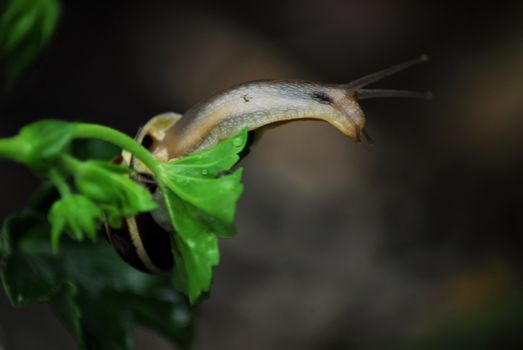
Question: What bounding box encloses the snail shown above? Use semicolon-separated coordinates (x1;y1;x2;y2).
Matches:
106;55;431;272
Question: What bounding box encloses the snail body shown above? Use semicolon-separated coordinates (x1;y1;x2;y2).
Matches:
166;80;366;158
106;56;430;272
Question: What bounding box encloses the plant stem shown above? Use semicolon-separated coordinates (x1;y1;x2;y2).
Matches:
73;123;165;181
48;169;71;197
0;137;26;163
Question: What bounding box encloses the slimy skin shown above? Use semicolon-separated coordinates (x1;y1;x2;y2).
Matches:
151;55;429;160
134;56;430;164
164;81;366;158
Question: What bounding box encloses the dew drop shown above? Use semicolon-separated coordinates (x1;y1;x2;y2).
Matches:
201;169;209;176
233;137;243;147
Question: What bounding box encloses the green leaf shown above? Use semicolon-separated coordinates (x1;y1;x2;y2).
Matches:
73;159;158;218
52;282;83;346
1;5;39;52
39;0;60;45
160;128;248;303
168;129;248;177
0;211;193;349
48;194;104;251
11;120;76;171
1;212;66;306
164;189;220;302
20;140;119;252
163;128;247;236
0;0;61;85
44;157;159;249
130;284;194;347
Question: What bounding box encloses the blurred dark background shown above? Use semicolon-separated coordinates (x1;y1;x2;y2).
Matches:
1;0;522;349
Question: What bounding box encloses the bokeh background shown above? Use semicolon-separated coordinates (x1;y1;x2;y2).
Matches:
1;0;522;349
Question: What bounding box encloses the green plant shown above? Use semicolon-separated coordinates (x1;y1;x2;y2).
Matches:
0;120;248;349
0;0;60;86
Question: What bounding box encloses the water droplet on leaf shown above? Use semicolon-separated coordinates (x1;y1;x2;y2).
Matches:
233;137;243;147
201;169;209;176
